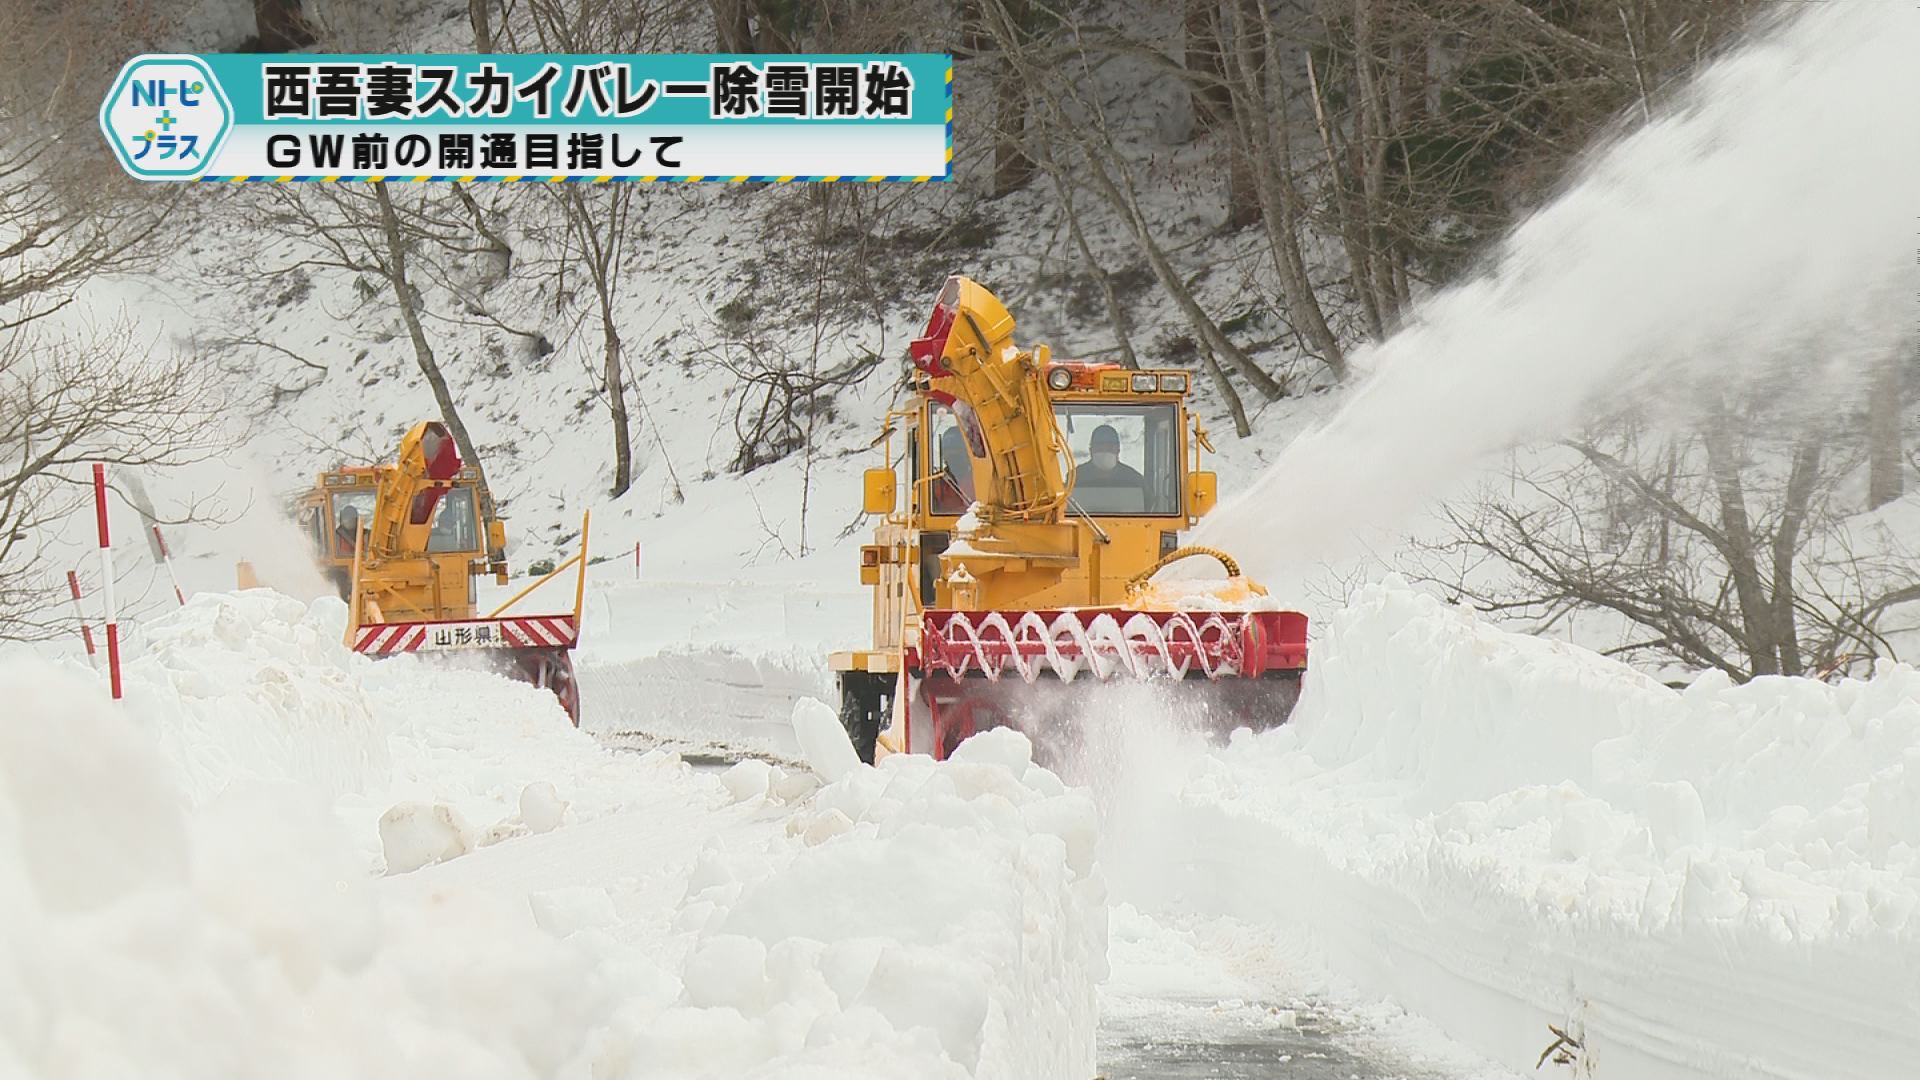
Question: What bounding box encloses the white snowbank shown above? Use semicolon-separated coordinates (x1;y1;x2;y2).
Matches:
0;656;640;1080
111;589;665;868
128;589;389;805
657;717;1107;1079
1129;581;1920;1079
4;593;1105;1079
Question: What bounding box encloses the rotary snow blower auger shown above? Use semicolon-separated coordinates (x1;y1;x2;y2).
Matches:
250;420;589;725
829;276;1307;764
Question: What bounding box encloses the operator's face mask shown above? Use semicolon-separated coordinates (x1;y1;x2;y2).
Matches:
1092;450;1118;470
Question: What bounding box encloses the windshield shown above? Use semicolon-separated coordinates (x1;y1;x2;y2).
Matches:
328;490;377;556
925;404;976;517
426;487;480;553
1057;402;1180;516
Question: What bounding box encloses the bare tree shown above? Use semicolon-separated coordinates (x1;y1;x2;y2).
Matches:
975;0;1290;410
0;0;175;333
1218;0;1346;379
1419;394;1920;682
253;184;499;509
544;184;643;496
0;319;223;639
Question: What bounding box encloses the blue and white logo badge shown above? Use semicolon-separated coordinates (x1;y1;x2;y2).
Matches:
99;55;232;179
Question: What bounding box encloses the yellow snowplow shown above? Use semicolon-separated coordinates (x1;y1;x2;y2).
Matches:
830;276;1308;762
258;421;589;724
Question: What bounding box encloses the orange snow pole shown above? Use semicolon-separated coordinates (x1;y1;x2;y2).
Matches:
573;510;591;621
92;463;121;699
66;569;97;668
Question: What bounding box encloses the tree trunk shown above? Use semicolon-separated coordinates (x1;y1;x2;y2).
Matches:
1185;0;1231;132
1305;51;1384;340
1701;408;1777;676
1352;0;1399;329
1769;435;1821;677
1229;0;1347;380
1200;344;1252;437
712;0;753;51
1226;133;1261;230
1086;151;1284;401
601;303;633;497
992;77;1033;197
1867;346;1905;510
469;0;493;52
1052;172;1138;369
252;0;315;50
373;182;488;497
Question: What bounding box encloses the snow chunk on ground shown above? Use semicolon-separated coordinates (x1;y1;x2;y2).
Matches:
721;758;776;803
378;801;476;874
791;696;861;782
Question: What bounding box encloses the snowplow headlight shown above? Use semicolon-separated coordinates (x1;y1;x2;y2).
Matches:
1046;366;1074;391
1130;373;1157;392
1159;373;1189;394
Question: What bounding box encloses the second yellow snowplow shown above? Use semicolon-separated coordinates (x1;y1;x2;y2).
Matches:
276;421;589;724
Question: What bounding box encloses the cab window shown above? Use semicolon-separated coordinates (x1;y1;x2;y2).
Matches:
298;506;325;557
925;403;976;517
329;490;377;556
1058;403;1180;515
426;487;480;553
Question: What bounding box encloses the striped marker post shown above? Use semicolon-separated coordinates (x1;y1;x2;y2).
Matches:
634;540;641;580
92;464;121;699
66;569;97;668
152;525;186;606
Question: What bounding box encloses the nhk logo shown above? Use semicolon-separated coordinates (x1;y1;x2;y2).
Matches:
99;55;232;179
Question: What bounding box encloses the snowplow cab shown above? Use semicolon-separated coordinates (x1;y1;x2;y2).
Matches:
831;276;1307;766
295;462;503;603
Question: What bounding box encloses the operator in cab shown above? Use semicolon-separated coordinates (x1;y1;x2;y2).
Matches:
334;504;361;556
1075;424;1145;493
933;424;975;515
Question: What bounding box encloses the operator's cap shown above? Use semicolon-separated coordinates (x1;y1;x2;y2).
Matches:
1091;424;1120;451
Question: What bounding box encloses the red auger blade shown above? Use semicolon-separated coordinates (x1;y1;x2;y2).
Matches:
917;608;1308;683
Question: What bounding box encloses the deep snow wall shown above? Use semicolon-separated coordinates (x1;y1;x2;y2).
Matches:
1119;584;1920;1079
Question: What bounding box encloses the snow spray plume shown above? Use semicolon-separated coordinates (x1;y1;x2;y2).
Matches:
1041;681;1215;810
1194;3;1920;580
182;459;334;602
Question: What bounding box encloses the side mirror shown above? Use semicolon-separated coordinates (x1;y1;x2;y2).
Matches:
1186;471;1217;520
863;468;897;515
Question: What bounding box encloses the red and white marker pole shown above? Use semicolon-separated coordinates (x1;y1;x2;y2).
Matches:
66;569;97;668
92;463;121;699
634;540;641;580
152;524;186;606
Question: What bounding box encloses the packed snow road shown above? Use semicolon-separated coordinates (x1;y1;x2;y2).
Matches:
572;608;1513;1080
